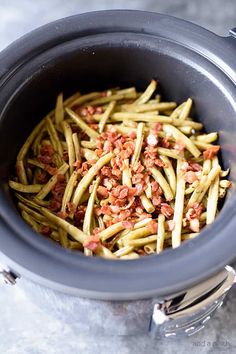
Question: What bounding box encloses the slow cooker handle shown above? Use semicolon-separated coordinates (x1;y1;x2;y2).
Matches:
150;265;236;337
229;28;236;38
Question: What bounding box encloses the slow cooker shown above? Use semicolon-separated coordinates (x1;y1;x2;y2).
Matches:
0;10;236;337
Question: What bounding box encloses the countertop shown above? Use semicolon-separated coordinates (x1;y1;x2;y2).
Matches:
0;1;236;353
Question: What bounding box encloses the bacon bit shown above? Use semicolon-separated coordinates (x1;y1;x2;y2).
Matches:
74;206;86;223
97;186;109;199
40;226;52;236
101;166;112;177
131;162;145;173
111;168;122;179
48;200;61;212
135;184;143;195
184;171;199;184
83;235;100;251
122;220;135;229
89;123;98;131
188;162;202;172
136;249;147;256
203;146;220;160
57;174;65;182
161;135;171;148
74;160;82;169
186;202;203;220
151;123;162;132
148;220;158;233
87;105;96;115
96;106;104;114
118;210;132;221
152;181;159;192
40;144;54;157
100;91;108;97
38;155;53;164
36;171;48;184
77;107;88;117
189;218;200;232
167;219;175;231
95;149;103;157
120;197;135;210
99;205;112;216
52;181;66;202
129;131;136;139
135;206;144;215
152;196;162;206
110;205;120;214
160;203;174;218
44;165;58;175
111;185;129;199
102;177;118;190
67;202;76;214
103;140;113;152
57;211;68;219
174;140;185;152
147;134;158;147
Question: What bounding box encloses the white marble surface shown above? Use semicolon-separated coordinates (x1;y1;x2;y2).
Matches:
0;280;236;354
0;1;236;353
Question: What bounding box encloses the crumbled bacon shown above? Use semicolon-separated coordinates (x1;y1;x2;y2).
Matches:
152;196;162;206
131;162;145;173
161;135;171;148
67;202;76;214
111;185;129;199
188;162;202;172
40;225;52;236
186;203;203;220
174;140;185;152
74;206;86;223
184;171;198;184
57;174;65;182
122;220;135;229
44;165;58;175
48;200;61;212
40;144;54;157
97;186;109;199
96;106;104;114
203;146;220;160
52;181;66;202
182;161;202;173
36;171;48;184
57;211;68;219
38;155;53;164
87;105;96;115
160;203;174;218
129;131;136;139
148;220;158;233
83;235;100;251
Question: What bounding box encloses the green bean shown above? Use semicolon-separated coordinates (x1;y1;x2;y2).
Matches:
9;181;43;193
98;101;116;133
66;107;99;140
61;120;76;175
35;163;69;200
72;152;113;208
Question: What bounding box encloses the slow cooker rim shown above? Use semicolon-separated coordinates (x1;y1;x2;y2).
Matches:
0;10;235;85
0;10;236;300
